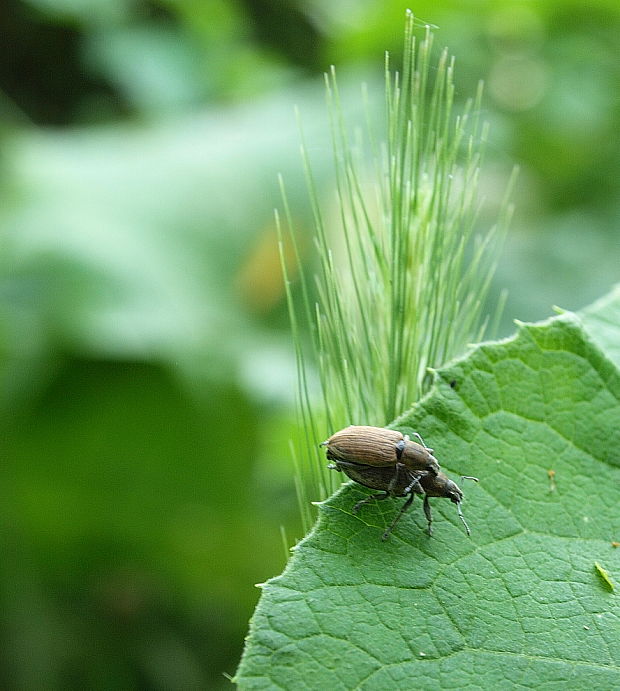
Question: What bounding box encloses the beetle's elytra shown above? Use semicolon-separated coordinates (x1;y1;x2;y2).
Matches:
320;425;440;474
321;425;476;539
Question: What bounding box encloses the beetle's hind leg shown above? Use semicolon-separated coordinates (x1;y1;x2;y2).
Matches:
353;491;389;513
381;492;415;541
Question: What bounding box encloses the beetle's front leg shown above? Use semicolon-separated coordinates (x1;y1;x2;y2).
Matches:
410;431;433;454
423;494;433;536
403;471;423;495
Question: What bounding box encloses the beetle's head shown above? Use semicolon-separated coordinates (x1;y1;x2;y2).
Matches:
443;477;464;504
426;454;441;475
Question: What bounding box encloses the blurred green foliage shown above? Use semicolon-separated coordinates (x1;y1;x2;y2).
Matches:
0;0;619;688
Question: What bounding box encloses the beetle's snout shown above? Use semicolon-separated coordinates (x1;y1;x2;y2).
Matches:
449;488;464;504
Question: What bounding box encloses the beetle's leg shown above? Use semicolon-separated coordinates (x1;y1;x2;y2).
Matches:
327;459;359;471
403;471;423;494
381;492;415;541
412;431;433;453
423;494;433;536
353;491;389;513
455;502;472;536
387;461;409;495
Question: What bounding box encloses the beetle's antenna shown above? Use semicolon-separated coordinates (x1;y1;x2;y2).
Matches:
455;502;471;536
456;477;476;535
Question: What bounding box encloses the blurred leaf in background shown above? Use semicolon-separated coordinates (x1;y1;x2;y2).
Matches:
0;0;619;688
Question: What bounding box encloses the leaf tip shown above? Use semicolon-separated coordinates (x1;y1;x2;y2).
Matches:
594;561;615;592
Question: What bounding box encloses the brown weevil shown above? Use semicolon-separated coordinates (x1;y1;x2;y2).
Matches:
321;426;476;539
320;425;441;475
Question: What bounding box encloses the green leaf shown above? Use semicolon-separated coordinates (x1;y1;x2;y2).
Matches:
236;292;620;688
594;562;616;592
578;283;620;370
